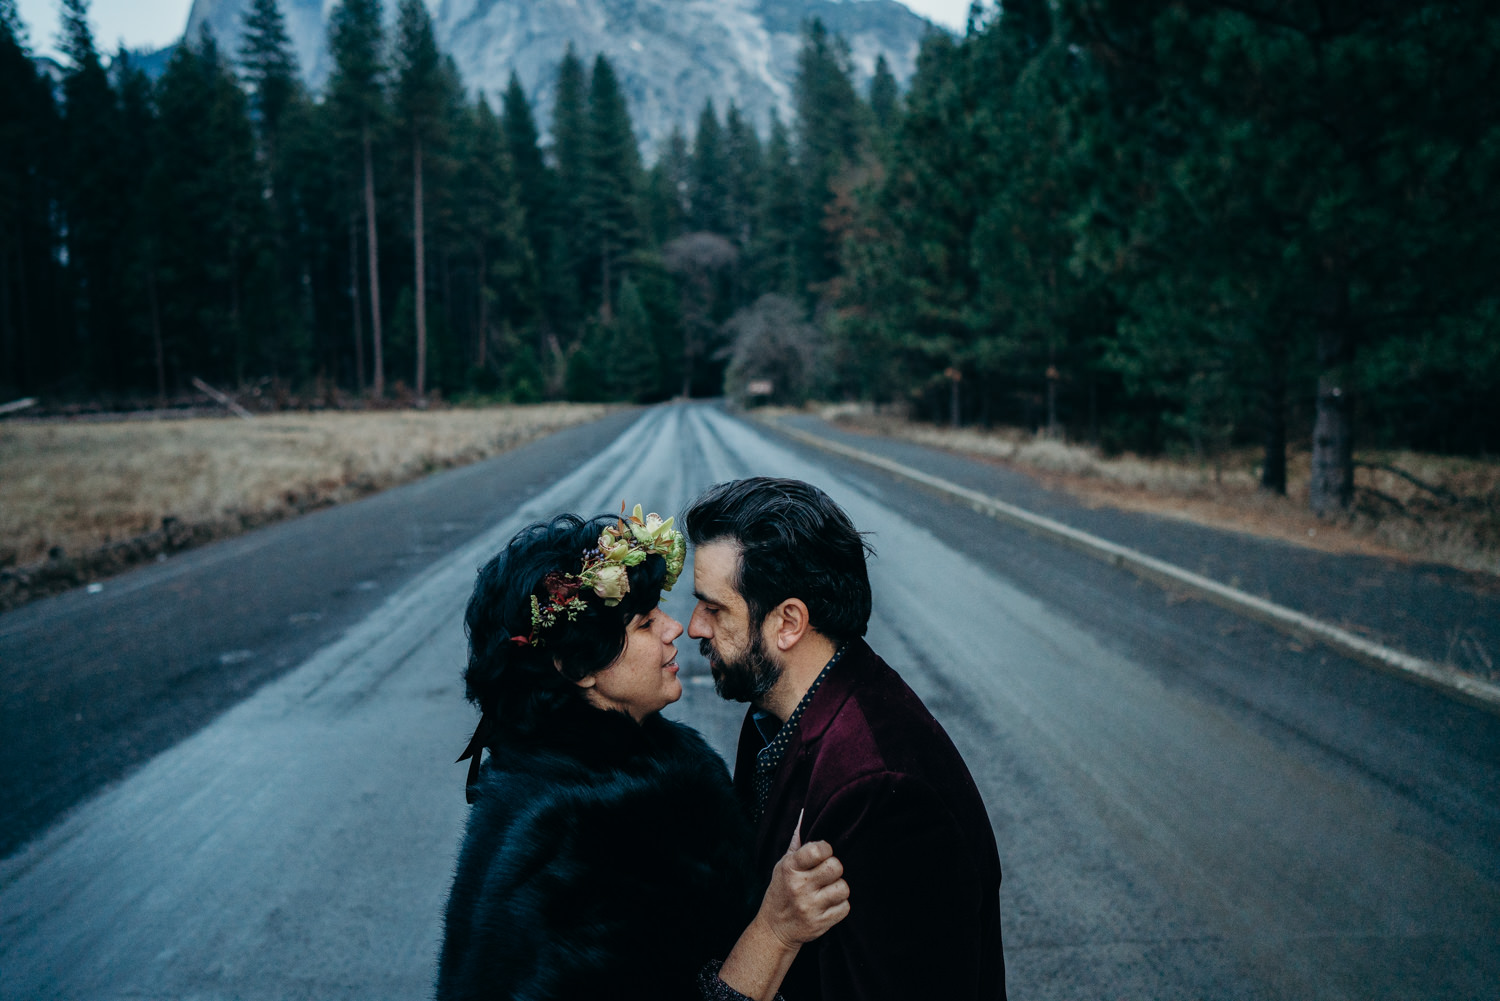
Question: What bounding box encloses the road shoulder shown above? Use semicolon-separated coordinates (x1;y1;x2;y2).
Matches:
764;412;1500;715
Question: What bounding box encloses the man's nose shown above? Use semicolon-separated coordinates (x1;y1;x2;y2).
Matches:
686;603;710;639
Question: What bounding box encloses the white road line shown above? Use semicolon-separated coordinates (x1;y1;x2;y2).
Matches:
770;419;1500;717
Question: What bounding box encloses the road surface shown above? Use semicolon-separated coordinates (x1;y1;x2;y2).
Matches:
2;403;1497;999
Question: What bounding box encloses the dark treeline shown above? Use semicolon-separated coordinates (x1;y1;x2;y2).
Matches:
2;0;1498;515
0;0;864;409
839;0;1500;515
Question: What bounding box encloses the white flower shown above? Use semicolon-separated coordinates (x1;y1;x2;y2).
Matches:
593;563;630;605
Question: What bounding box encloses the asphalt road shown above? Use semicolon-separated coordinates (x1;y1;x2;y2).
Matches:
2;403;1497;1000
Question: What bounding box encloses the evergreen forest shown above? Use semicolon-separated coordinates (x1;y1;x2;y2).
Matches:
1;0;1498;515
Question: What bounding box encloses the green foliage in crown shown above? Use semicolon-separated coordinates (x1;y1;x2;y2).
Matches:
522;504;686;646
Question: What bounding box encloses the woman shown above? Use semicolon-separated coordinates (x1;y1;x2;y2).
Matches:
437;507;849;1001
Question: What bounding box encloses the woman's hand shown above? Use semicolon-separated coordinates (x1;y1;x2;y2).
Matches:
756;826;851;948
715;817;851;1000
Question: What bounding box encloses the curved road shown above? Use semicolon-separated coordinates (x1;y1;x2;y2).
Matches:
2;403;1497;999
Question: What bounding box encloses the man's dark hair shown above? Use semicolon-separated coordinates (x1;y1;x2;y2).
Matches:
464;514;667;731
684;478;873;644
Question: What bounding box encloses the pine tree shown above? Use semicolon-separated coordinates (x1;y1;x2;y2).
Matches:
834;31;982;412
0;1;63;394
239;0;297;148
793;18;863;293
57;0;131;392
114;53;165;399
1061;0;1500;509
753;111;800;296
548;46;589;342
868;54;898;135
239;0;309;384
393;0;445;398
327;0;387;395
643;125;690;246
722;102;762;249
500;72;551;287
609;275;659;401
460;94;533;380
584;54;641;323
150;31;267;389
688;100;727;234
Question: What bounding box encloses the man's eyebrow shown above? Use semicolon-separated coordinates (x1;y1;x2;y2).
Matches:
692;589;719;604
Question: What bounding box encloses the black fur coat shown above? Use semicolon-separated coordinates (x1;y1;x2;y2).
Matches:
436;700;758;1001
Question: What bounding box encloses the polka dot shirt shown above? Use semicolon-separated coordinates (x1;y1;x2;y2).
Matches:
749;645;846;823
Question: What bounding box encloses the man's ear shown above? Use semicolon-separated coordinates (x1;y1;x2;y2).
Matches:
767;598;811;652
557;657;597;689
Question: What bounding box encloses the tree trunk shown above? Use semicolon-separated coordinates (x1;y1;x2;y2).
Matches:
1260;337;1287;495
349;213;365;393
476;241;487;369
230;237;243;388
413;135;427;401
1088;376;1099;447
15;225;31;390
148;267;166;405
363;125;385;398
1309;320;1355;516
1045;359;1059;438
600;241;612;325
0;233;13;389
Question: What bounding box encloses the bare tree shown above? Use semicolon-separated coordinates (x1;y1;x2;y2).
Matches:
663;232;737;397
723;294;826;405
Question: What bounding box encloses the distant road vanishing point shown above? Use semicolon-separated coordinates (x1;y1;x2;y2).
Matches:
2;403;1497;1000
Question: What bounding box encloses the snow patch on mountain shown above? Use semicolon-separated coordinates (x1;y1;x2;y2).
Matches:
180;0;938;152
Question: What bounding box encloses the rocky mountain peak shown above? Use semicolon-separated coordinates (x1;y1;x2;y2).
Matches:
182;0;938;152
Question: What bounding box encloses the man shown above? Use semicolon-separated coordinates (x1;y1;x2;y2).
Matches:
685;477;1006;1001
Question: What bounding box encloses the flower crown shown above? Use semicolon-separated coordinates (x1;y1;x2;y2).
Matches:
516;504;686;648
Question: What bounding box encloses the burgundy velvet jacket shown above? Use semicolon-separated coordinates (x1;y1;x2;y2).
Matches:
733;638;1006;1001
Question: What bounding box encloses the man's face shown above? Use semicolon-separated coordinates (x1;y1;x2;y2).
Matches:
687;539;782;704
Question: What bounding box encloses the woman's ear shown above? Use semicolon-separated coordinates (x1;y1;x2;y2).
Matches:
556;657;597;689
769;598;811;652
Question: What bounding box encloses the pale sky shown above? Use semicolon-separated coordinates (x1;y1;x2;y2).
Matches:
14;0;973;61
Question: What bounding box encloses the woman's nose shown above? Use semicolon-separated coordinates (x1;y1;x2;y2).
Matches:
661;612;685;643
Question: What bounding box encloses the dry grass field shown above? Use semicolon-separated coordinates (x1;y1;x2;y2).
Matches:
0;404;610;608
824;407;1500;577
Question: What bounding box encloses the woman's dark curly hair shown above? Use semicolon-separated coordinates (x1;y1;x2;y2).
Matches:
463;513;669;731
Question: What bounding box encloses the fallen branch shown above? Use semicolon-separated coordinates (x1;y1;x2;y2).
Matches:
1356;485;1413;516
1356;460;1461;505
0;397;38;417
190;377;254;420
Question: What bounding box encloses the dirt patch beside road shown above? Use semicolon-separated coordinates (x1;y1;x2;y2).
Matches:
0;404;612;610
825;409;1500;578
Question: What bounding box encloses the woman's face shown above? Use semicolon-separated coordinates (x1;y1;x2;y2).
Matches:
578;606;684;721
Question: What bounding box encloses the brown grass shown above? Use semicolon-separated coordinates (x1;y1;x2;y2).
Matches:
822;407;1500;577
0;404;611;608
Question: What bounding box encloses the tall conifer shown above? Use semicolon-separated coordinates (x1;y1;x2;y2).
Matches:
327;0;387;395
549;46;589;337
689;100;727;234
500;73;551;284
0;2;62;393
793;19;863;293
58;0;129;390
584;54;640;322
394;0;445;398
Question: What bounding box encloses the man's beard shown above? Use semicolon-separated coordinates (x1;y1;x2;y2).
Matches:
702;631;782;704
